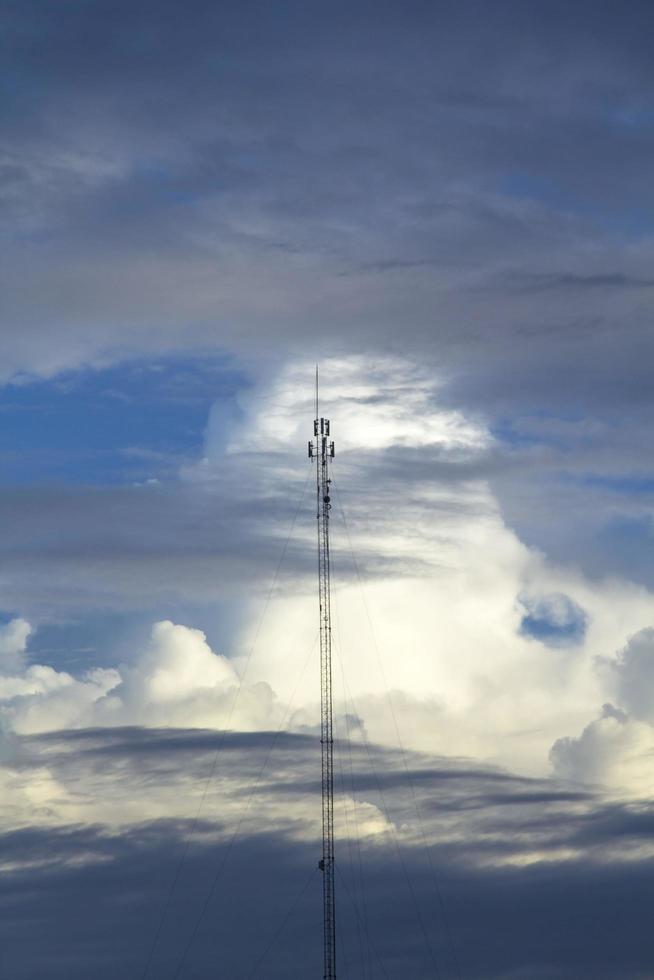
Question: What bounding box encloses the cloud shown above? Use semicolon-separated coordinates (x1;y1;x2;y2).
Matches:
510;271;654;292
551;704;654;796
612;627;654;722
0;619;277;736
551;629;654;794
0;618;32;674
227;359;654;780
2;357;654;790
1;726;654;978
0;661;120;736
3;0;654;424
112;619;237;708
3;0;654;612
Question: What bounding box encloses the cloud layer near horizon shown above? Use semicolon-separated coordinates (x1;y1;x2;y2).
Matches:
1;724;654;979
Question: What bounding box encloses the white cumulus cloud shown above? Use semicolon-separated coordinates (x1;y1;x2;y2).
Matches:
0;618;32;674
0;619;278;736
551;629;654;795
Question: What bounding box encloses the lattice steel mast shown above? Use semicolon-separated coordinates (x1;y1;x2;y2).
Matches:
308;368;336;980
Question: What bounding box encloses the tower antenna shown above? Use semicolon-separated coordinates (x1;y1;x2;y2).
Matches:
308;369;336;979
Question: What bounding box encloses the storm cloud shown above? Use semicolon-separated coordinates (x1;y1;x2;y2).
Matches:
1;726;653;979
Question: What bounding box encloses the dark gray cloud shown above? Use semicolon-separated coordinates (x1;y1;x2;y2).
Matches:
2;726;654;979
3;0;654;584
3;0;654;387
509;272;654;292
0;475;315;622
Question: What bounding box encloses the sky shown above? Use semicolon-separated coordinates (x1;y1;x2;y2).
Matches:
2;1;654;977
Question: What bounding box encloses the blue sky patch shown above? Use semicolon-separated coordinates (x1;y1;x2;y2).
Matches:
0;355;247;485
519;592;588;647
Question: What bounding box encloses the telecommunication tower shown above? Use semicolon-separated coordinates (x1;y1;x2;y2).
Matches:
308;369;336;980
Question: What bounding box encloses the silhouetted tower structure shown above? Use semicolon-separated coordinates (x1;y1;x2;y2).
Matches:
308;369;336;980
